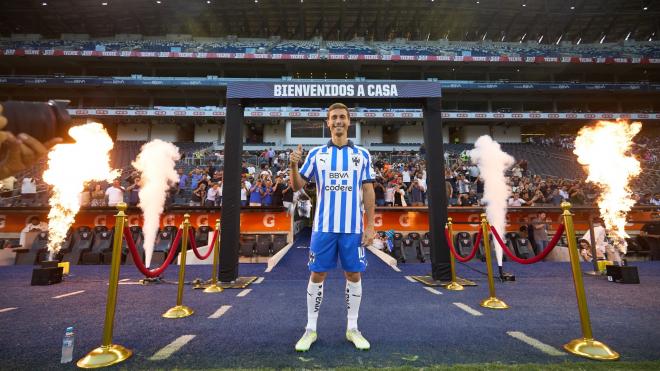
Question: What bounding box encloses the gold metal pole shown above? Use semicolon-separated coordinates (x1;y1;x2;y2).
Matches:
163;214;194;318
561;202;619;360
77;203;132;368
479;213;509;309
204;219;223;293
445;217;464;291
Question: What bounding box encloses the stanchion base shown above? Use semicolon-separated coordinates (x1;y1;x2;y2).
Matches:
480;296;509;309
77;344;132;368
564;338;620;361
445;281;465;291
411;275;477;287
162;305;194;319
203;284;224;293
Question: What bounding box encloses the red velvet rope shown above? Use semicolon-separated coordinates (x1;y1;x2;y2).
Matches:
124;227;182;278
446;228;482;262
489;224;565;264
188;228;217;260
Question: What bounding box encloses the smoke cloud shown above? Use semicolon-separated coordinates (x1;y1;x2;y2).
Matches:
469;135;515;266
132;140;180;267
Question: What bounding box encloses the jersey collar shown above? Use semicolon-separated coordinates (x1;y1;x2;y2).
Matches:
326;139;355;149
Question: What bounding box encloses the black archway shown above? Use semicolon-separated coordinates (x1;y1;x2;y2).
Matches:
219;81;450;282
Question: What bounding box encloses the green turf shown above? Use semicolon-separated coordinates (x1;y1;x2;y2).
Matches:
118;360;660;371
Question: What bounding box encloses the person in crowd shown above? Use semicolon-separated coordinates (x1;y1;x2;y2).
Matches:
393;181;407;207
177;168;188;195
240;177;250;207
206;182;220;207
19;216;49;248
79;185;91;207
190;169;202;191
578;239;605;262
407;177;424;206
0;175;16;197
249;179;264;206
456;174;471;195
271;175;286;207
20;176;37;203
457;189;479;206
262;179;273;206
582;219;622;263
546;188;564;206
126;177;141;207
508;192;527;207
105;179;125;207
282;178;294;214
90;183;106;207
374;178;385;206
384;181;396;207
191;182;206;207
533;212;549;255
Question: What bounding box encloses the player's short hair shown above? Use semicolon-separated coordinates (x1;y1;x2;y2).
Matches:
327;103;350;120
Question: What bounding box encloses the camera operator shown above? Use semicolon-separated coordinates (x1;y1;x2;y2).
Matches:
0;104;62;179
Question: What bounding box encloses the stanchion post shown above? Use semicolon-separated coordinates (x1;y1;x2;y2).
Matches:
204;219;223;293
77;203;132;368
561;202;619;360
163;214;194;318
479;213;509;309
445;217;464;291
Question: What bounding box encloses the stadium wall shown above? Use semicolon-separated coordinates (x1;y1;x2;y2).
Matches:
492;126;522;142
194;123;222;142
117;123;149;141
150;123;179;142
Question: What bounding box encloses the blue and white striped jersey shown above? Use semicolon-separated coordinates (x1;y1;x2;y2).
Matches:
299;140;376;234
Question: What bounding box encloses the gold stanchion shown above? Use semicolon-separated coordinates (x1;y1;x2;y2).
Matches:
561;202;619;360
204;219;223;293
479;213;509;309
163;214;194;318
77;203;132;368
445;217;464;291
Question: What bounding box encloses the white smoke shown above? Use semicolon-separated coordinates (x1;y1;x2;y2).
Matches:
132;140;180;267
469;135;515;266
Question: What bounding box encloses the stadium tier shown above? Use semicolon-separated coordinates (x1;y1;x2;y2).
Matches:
1;1;660;369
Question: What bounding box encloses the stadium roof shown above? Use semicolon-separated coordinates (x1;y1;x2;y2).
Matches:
1;0;658;44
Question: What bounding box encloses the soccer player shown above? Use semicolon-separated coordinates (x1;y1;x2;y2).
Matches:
289;102;376;352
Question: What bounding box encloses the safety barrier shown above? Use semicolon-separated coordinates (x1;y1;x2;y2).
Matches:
124;227;183;278
446;227;482;263
78;206;224;369
440;203;620;361
490;224;565;265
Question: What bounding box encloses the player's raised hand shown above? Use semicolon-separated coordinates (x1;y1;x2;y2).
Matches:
290;144;303;166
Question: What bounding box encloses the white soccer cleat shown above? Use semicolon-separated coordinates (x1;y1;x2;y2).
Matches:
346;329;370;350
295;330;318;352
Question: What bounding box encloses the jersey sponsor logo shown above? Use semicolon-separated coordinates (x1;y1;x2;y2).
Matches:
324;184;353;192
328;171;350;179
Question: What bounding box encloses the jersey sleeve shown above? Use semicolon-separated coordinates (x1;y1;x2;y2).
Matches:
299;149;316;182
362;150;376;184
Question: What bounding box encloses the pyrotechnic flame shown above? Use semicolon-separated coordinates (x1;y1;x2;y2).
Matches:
573;120;642;253
132;140;180;267
43;123;119;258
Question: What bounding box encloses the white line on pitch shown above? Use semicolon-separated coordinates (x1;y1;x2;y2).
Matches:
424;287;443;295
118;282;141;285
0;307;18;313
453;302;483;316
119;278;130;282
237;289;252;297
149;335;196;361
254;277;264;284
52;290;85;299
208;305;231;319
404;276;416;283
507;331;566;356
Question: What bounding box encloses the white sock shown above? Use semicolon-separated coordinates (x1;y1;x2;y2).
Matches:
346;280;362;331
306;280;324;332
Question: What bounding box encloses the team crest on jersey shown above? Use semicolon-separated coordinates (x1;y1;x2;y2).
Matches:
351;155;361;167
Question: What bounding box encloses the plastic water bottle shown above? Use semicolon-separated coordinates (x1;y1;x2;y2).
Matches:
60;326;74;363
